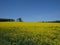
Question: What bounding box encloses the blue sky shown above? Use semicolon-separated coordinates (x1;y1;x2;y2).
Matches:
0;0;60;22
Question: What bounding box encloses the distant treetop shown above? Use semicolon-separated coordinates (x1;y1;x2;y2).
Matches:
16;18;23;22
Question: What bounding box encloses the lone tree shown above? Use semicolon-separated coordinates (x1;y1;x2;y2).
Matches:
16;18;23;22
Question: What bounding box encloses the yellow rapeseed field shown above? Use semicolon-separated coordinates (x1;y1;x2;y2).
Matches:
0;22;60;45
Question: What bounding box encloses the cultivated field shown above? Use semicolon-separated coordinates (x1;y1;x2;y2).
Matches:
0;22;60;45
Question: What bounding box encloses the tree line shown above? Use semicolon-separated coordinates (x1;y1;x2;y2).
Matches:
0;18;60;23
0;18;23;22
39;20;60;23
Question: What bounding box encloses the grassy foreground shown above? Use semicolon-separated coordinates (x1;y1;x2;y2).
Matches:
0;22;60;45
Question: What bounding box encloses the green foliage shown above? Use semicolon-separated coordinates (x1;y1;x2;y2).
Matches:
16;18;23;22
0;18;15;22
41;20;60;23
